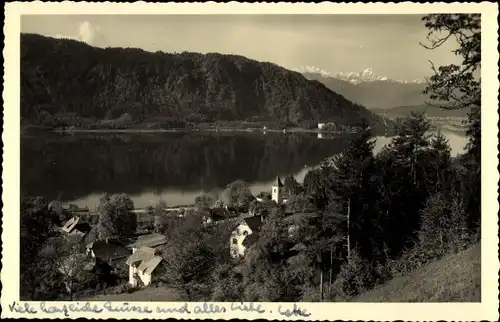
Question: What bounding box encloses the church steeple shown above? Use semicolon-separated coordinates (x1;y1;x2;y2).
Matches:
276;176;283;187
272;175;284;204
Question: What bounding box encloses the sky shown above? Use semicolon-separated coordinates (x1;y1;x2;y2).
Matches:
21;14;461;81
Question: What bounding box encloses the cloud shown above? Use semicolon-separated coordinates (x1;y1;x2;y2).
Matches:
78;21;98;44
50;21;99;45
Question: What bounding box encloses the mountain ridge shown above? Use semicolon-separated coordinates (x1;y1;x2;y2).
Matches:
21;33;386;132
293;66;426;85
301;71;429;110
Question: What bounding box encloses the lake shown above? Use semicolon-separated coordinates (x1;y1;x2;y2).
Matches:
20;129;468;209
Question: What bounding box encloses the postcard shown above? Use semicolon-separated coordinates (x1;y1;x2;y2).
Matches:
2;2;499;320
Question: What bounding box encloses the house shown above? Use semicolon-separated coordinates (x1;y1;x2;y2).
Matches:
206;207;234;225
125;246;163;287
317;123;325;130
60;216;92;241
127;233;168;251
230;215;265;259
86;239;131;269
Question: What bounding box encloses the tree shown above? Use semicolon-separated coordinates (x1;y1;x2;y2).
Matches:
256;191;272;201
421;14;481;233
375;113;434;257
284;175;303;196
210;263;244;301
421;14;481;160
20;196;61;299
97;193;136;239
194;194;214;209
326;120;379;260
330;249;376;300
240;208;300;301
42;237;95;300
427;131;453;194
248;199;274;217
221;180;254;209
285;193;316;214
160;213;221;300
419;192;470;257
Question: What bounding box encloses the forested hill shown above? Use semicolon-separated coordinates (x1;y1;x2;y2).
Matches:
21;33;384;130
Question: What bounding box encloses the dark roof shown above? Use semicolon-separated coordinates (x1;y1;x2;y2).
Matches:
274;176;284;187
90;240;131;262
242;233;260;248
210;208;232;221
243;216;264;232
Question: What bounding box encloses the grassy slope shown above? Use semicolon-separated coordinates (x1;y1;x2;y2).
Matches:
355;243;481;302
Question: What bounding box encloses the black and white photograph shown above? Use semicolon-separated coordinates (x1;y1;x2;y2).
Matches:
2;2;499;321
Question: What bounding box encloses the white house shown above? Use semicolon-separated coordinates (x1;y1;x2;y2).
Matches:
126;246;163;287
125;233;167;287
317;123;326;130
230;216;264;259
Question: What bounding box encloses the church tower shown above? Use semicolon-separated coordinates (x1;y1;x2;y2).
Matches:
271;176;284;204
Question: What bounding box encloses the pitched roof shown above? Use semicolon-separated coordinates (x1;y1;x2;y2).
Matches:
128;233;167;249
273;176;284;187
90;240;131;262
243;216;264;233
126;246;156;266
242;233;260;248
61;216;90;233
138;255;163;274
209;208;232;221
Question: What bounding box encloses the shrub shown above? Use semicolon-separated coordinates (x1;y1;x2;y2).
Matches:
330;250;377;300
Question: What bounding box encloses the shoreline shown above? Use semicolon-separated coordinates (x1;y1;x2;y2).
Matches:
51;127;349;135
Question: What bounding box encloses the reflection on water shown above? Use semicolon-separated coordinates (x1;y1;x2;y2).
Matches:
21;130;467;208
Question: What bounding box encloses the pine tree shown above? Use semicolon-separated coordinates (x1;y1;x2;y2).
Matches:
427;130;453;194
421;13;481;234
375;113;433;257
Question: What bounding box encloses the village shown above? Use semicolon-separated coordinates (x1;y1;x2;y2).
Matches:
54;176;303;298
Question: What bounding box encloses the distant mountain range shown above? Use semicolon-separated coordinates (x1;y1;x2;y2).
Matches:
299;70;469;118
298;69;429;110
293;66;426;85
20;34;385;132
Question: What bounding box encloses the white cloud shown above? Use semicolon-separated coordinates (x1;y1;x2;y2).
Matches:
50;21;99;45
78;21;98;44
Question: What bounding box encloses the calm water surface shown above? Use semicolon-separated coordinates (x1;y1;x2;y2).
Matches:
21;130;467;208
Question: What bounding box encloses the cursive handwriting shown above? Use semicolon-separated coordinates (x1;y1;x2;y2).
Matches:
157;303;191;314
278;303;311;317
103;302;152;314
193;302;227;314
231;302;266;313
8;300;314;318
9;302;37;314
40;302;103;317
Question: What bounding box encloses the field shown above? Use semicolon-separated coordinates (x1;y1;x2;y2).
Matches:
354;243;481;302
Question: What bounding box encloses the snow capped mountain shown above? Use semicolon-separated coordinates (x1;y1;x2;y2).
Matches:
292;65;332;77
293;66;426;85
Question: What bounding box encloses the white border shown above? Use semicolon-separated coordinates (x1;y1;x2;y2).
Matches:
2;2;499;320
